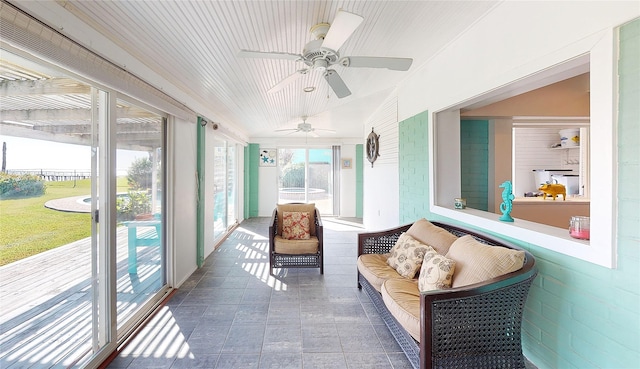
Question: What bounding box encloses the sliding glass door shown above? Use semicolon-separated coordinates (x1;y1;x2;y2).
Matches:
277;148;334;215
115;98;166;332
0;48;167;368
213;139;237;241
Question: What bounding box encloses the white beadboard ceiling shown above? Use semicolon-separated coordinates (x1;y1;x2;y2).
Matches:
7;1;500;140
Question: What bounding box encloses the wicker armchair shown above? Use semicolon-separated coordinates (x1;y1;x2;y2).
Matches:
269;203;323;274
357;221;537;369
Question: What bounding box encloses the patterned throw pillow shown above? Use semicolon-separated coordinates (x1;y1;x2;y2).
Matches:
282;211;311;240
387;233;432;279
418;249;456;292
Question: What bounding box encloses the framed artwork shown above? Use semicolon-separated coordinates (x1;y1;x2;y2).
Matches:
259;149;276;166
342;158;352;169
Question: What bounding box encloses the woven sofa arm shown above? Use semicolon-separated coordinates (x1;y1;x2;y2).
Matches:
358;223;412;256
419;260;538;369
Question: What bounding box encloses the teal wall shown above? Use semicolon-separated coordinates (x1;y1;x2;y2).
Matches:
396;19;640;368
355;144;364;218
460;120;489;211
398;110;430;224
244;144;259;218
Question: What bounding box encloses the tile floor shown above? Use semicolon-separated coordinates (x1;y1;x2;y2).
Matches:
107;217;413;369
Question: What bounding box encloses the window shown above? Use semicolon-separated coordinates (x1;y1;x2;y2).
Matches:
431;34;616;268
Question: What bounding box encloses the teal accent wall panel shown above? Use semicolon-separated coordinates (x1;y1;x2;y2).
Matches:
460;120;489;211
521;18;640;369
244;144;259;218
399;110;429;224
355;144;364;218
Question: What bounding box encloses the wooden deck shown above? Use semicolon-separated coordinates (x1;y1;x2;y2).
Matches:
0;226;163;368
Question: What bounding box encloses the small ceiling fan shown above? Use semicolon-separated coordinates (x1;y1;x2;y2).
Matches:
238;10;413;98
275;116;336;137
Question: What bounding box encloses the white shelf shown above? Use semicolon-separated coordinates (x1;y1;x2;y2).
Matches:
550;146;580;150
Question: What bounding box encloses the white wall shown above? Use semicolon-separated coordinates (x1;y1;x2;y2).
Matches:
399;2;638;120
362;95;400;230
169;117;198;288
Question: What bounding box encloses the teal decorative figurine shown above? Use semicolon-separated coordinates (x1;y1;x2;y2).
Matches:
499;180;515;222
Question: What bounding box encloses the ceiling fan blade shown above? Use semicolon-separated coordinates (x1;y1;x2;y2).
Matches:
310;130;320;138
315;128;336;133
321;10;364;51
274;128;299;132
341;56;413;71
324;69;351;98
268;69;307;93
238;49;301;60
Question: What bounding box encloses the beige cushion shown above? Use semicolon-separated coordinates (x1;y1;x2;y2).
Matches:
277;203;316;236
418;249;456;292
381;278;421;342
274;235;318;254
357;253;401;292
446;235;525;288
406;218;458;256
282;211;311;240
387;233;432;279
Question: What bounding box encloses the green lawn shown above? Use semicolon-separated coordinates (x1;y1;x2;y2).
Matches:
0;178;129;266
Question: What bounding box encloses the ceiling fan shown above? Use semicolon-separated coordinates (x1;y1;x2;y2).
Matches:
275;116;336;137
238;10;413;98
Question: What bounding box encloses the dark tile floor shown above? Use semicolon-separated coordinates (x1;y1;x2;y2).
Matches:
107;217;413;369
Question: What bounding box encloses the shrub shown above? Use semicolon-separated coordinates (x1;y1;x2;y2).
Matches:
116;191;152;221
127;157;153;190
0;173;46;199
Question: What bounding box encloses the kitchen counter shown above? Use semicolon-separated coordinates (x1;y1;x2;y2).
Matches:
511;196;590;228
513;196;590;204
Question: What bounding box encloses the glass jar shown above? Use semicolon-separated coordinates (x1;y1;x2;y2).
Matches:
569;216;590;240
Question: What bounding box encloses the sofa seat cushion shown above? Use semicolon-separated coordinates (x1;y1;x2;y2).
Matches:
357;253;402;292
381;278;421;342
274;235;318;254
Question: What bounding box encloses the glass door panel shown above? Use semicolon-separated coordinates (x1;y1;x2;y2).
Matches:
0;49;102;367
213;139;227;240
277;148;334;214
278;149;306;203
226;143;236;228
115;98;165;329
308;148;333;214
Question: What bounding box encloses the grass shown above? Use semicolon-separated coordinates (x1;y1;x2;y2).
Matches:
0;178;129;266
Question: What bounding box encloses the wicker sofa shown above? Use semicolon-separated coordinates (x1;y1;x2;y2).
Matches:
357;219;537;369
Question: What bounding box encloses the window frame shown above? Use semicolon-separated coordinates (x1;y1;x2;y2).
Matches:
429;30;617;269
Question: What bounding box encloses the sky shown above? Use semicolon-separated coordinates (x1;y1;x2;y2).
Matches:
0;135;146;175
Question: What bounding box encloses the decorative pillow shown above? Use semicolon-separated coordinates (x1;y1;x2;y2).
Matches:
387;233;432;279
282;211;311;240
446;235;525;288
277;203;316;236
418;249;456;292
406;218;459;256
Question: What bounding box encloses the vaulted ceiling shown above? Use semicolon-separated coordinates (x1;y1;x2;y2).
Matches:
3;1;500;140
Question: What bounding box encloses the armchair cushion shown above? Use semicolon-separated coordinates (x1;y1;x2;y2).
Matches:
274;235;318;254
277;203;316;236
282;211;311;240
446;235;525;288
387;233;431;279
